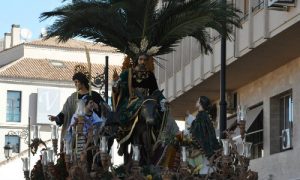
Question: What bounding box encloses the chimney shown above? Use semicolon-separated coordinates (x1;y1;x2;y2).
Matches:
11;24;21;47
4;33;12;49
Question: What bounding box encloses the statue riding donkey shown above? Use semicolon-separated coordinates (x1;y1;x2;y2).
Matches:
108;54;179;166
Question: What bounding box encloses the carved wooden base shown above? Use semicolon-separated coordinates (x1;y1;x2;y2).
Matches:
23;170;30;180
65;154;72;172
100;152;110;171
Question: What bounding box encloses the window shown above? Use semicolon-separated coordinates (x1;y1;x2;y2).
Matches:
6;91;21;122
245;103;263;159
279;93;293;151
270;90;293;154
5;135;20;153
49;60;66;68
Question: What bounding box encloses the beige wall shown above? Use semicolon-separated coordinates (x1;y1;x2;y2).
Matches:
237;56;300;180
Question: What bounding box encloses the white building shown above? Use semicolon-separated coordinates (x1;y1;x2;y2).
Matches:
156;1;300;179
0;24;123;178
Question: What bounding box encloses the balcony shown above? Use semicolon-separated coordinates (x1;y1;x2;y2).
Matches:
157;5;300;119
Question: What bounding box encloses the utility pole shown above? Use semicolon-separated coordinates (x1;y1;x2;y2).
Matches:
219;0;227;140
105;56;109;104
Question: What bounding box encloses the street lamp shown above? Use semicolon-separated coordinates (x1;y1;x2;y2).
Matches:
4;118;31;179
32;125;41;139
30;125;47;156
21;157;30;180
51;125;59;155
219;0;227;140
4;142;13;160
91;56;109;103
237;105;247;140
4;129;30;160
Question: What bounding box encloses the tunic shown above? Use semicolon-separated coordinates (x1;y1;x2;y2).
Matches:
190;111;220;157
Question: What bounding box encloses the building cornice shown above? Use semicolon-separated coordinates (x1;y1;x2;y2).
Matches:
0;78;73;88
0;77;113;90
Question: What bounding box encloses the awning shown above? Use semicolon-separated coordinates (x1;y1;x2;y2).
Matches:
227;116;237;130
226;116;239;138
246;105;263;131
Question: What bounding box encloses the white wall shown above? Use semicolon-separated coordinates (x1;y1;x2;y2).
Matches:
0;82;74;126
0;79;113;163
0;81;74;162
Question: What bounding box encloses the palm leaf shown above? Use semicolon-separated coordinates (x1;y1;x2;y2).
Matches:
41;0;241;61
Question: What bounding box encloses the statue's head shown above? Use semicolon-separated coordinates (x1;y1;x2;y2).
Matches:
72;72;89;91
135;53;154;72
137;54;148;65
83;95;94;113
134;54;148;72
196;96;211;111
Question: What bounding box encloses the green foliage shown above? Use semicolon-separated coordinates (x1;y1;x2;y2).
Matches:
41;0;241;60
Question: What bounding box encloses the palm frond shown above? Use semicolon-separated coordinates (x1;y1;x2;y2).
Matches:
142;0;158;37
41;1;129;51
151;0;240;55
41;0;241;61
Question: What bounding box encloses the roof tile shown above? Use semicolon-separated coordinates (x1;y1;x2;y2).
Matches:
0;58;121;82
27;37;118;52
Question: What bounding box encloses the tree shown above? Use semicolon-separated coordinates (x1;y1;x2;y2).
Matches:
41;0;241;60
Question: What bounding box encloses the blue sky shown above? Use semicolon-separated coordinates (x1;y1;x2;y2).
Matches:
0;0;64;39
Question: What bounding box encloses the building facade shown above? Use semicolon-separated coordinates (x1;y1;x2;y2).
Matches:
156;1;300;179
0;25;123;176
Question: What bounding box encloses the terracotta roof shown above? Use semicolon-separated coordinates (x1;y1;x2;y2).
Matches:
27;37;118;52
0;58;121;82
